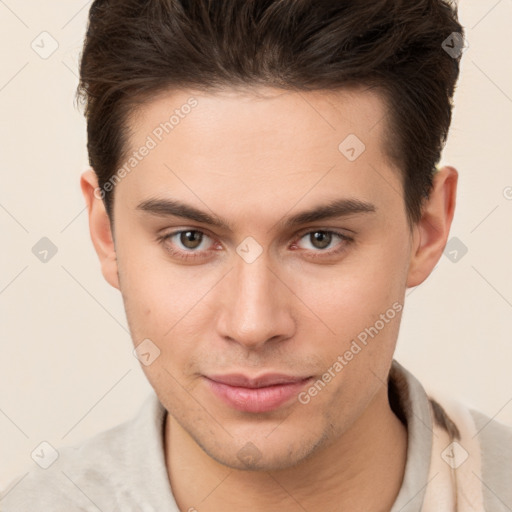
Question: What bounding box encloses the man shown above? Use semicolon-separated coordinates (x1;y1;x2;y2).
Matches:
2;0;511;511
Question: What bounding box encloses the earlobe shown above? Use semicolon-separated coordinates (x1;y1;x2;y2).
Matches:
80;169;120;290
406;166;458;288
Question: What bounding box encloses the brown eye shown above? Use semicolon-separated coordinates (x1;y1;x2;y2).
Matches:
158;229;217;262
294;230;352;257
309;231;332;249
179;230;203;249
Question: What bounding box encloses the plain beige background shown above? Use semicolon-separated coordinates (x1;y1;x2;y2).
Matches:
1;0;511;492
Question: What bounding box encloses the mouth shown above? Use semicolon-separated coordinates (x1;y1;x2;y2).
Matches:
203;373;314;413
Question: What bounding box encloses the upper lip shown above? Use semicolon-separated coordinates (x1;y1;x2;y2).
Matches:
205;373;312;388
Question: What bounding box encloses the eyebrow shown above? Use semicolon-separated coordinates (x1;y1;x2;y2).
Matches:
136;197;376;231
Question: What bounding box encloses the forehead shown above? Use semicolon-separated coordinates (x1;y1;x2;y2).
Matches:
117;86;403;225
127;85;389;157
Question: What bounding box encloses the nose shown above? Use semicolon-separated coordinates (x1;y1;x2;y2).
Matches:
216;253;296;351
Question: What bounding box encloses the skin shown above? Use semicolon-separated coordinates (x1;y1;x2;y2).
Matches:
81;86;457;512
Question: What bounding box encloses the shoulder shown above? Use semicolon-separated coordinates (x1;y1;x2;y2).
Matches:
0;394;166;512
469;408;512;489
467;407;512;511
1;428;125;511
429;394;512;510
469;407;512;446
429;394;512;461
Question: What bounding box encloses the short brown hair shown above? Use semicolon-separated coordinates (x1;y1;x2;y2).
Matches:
77;0;463;227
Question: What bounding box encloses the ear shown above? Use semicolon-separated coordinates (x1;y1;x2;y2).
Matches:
80;169;120;290
407;165;458;287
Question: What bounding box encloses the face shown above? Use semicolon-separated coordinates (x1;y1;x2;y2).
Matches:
105;86;416;470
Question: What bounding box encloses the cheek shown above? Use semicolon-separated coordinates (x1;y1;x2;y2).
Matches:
285;237;408;393
117;246;219;375
292;250;407;337
117;235;185;322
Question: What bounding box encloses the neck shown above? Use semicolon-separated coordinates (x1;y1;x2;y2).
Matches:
165;384;407;512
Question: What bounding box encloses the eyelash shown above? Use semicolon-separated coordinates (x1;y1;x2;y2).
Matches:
157;229;354;262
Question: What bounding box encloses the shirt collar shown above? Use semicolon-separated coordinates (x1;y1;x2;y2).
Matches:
389;359;434;512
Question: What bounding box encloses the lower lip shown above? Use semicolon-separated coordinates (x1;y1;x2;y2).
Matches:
205;377;312;413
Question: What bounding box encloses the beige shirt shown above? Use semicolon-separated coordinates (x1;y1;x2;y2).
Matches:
1;359;511;511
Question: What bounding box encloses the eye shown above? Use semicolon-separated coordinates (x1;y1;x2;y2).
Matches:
293;230;352;256
158;229;217;261
157;228;353;263
172;230;210;250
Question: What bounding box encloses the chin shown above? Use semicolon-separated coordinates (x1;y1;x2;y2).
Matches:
198;431;326;473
